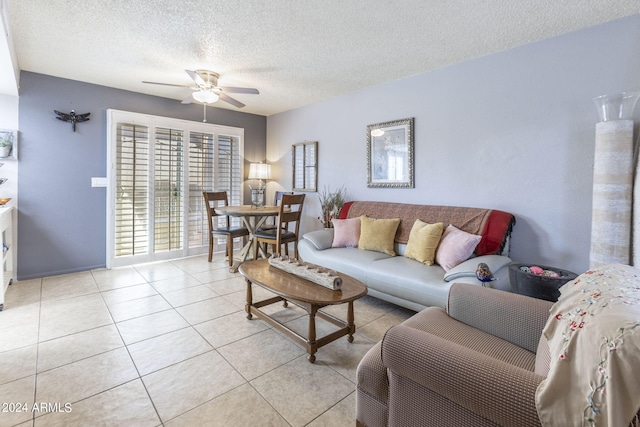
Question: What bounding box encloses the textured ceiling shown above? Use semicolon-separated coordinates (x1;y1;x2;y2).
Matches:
6;1;640;116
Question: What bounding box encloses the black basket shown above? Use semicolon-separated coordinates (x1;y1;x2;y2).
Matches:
508;263;578;302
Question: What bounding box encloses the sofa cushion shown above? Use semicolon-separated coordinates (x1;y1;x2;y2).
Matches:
447;282;551;353
359;216;401;255
331;217;361;248
366;256;451;308
301;245;391;280
435;225;481;271
381;324;543;427
404;220;444;265
403;307;536;371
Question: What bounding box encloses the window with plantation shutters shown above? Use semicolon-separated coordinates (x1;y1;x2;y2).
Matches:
154;127;184;253
107;110;244;268
218;134;242;206
292;141;317;192
188;131;215;249
114;123;149;257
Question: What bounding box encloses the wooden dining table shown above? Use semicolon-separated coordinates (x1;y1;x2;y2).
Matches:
214;204;281;272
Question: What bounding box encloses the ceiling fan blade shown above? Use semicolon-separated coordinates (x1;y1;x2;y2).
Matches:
185;70;206;87
181;94;194;104
219;93;245;108
218;87;259;95
142;81;190;88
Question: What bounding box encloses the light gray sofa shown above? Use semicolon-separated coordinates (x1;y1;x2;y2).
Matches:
298;201;516;311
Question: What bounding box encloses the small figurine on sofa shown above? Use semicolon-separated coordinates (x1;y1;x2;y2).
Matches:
476;262;496;284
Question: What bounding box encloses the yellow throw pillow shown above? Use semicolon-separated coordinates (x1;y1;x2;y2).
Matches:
358;216;401;255
404;220;444;265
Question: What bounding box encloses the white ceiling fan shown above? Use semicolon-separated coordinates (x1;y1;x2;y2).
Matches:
143;69;259;120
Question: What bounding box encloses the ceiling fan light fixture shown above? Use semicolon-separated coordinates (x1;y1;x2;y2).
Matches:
192;90;219;104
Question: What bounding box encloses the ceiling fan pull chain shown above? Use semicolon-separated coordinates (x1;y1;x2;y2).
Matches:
203;103;207;123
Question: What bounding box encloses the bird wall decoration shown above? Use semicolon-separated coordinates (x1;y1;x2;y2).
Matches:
54;110;90;132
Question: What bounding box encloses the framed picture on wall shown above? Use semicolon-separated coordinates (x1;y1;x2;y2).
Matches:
0;129;18;160
366;118;414;188
292;141;317;192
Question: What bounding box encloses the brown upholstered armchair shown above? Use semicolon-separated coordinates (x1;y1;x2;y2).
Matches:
357;277;640;427
356;283;553;427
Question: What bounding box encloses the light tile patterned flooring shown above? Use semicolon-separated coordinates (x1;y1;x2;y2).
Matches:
0;255;414;427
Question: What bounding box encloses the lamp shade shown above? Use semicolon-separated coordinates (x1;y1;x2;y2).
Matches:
248;163;271;180
192;90;220;104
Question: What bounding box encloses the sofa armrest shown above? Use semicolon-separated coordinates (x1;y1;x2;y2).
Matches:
443;254;512;282
446;283;553;353
301;229;334;250
381;325;543;427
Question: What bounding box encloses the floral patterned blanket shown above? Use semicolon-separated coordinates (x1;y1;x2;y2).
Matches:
536;264;640;426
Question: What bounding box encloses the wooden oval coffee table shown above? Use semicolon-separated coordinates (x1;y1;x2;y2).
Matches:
238;259;368;363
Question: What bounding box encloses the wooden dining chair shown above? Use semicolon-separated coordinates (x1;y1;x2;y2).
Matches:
253;193;306;259
203;191;249;266
260;191;294;231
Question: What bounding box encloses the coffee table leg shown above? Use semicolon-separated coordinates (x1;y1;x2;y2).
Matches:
308;305;317;363
347;301;355;343
245;279;253;320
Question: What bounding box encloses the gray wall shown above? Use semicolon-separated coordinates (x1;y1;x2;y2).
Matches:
267;14;640;275
18;72;266;279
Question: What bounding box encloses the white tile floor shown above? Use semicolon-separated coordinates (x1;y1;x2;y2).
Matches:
0;255;414;427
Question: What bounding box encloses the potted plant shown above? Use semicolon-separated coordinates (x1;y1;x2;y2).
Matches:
318;185;347;228
0;138;12;158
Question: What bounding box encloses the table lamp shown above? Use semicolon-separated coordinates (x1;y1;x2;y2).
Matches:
248;162;271;208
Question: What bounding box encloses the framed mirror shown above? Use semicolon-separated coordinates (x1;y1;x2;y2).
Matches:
367;118;414;188
292;141;317;192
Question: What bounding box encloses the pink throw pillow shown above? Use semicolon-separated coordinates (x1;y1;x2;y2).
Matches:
435;225;482;271
331;217;361;248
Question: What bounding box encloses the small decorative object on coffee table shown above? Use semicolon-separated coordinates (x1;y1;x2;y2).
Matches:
508;263;578;302
268;254;342;290
239;259;367;363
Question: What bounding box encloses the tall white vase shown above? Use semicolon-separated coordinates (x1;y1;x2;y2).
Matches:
590;120;634;268
590;91;640;268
